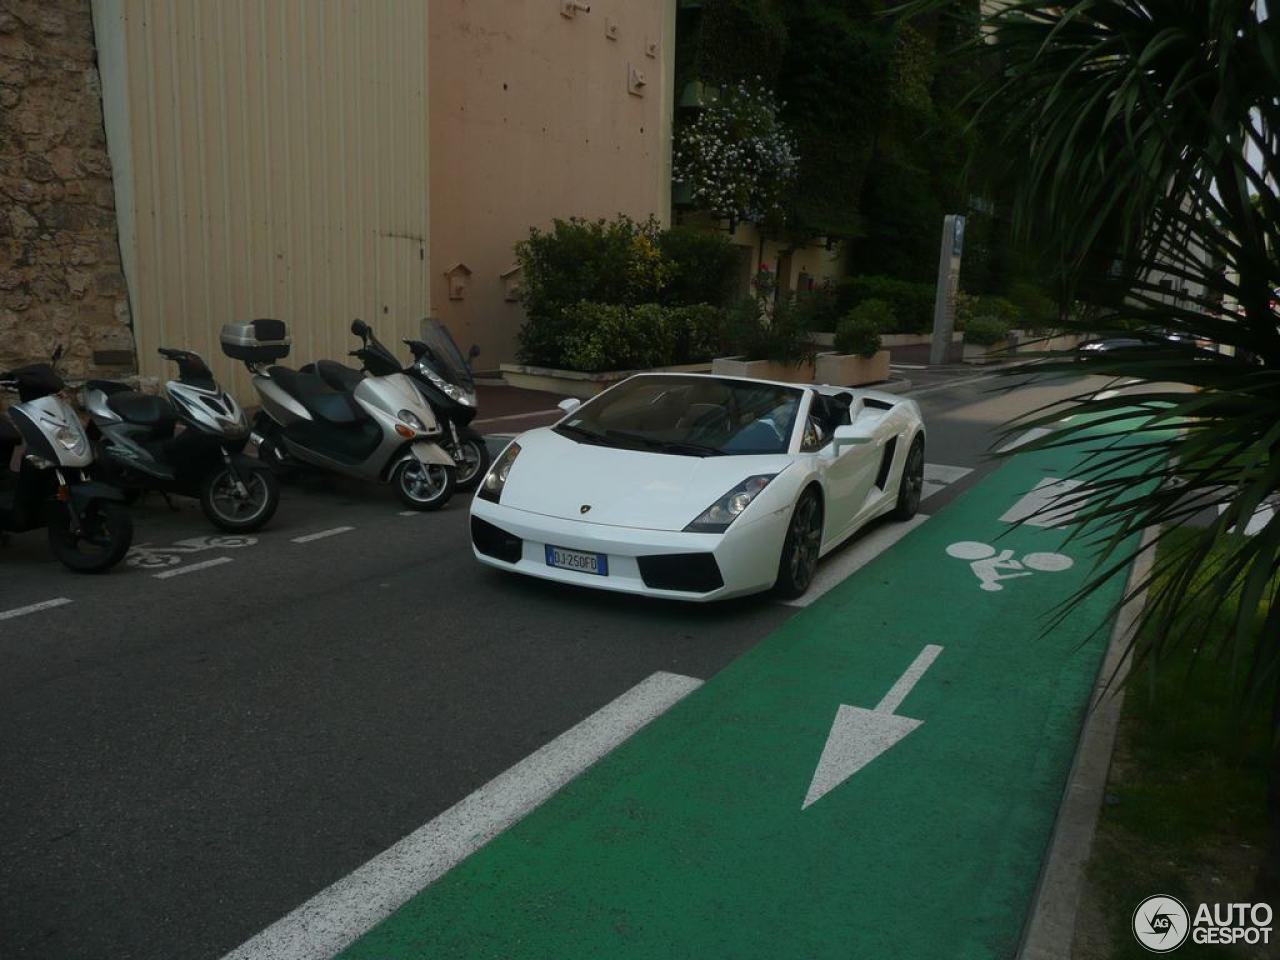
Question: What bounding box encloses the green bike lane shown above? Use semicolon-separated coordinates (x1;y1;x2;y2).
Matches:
341;432;1138;960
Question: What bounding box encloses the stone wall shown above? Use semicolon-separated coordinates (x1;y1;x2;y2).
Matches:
0;0;134;385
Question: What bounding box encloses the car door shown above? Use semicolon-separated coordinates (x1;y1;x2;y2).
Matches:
807;395;882;546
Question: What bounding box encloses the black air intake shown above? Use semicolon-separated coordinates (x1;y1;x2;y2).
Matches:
471;516;523;563
637;553;724;593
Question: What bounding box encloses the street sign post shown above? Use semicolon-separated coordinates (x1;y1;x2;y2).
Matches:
930;214;965;365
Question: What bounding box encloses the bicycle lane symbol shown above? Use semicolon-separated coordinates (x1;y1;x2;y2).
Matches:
126;535;257;570
945;541;1073;592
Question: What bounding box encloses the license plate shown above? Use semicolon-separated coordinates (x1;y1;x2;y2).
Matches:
545;545;608;576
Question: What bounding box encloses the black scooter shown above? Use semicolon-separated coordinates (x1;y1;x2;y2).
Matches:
1;349;133;572
348;319;491;491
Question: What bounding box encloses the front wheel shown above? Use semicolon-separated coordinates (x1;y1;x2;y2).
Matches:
452;432;491;492
46;500;133;573
393;458;455;511
200;464;280;532
774;488;823;600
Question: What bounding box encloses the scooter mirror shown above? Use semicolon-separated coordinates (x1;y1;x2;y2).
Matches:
52;344;64;363
468;344;481;360
351;319;369;339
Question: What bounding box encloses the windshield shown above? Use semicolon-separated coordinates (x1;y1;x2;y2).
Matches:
555;375;802;457
420;319;475;391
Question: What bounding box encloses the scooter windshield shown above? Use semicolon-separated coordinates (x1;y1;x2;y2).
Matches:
420;320;475;391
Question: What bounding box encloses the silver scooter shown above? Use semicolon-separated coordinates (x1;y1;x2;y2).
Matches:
83;348;280;532
1;348;134;572
222;319;457;511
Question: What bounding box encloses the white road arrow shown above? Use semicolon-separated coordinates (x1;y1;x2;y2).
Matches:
802;644;943;810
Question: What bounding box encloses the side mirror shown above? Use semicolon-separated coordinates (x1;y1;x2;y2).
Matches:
351;319;369;339
557;397;582;414
832;423;875;451
468;344;481;360
52;345;65;363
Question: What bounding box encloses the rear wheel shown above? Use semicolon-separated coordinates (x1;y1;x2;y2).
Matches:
200;464;279;532
452;433;491;491
393;458;455;511
891;435;925;521
774;488;823;600
46;500;133;573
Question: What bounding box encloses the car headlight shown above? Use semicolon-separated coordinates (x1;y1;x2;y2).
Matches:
684;474;777;533
398;409;425;431
54;424;85;453
419;363;466;403
477;441;521;503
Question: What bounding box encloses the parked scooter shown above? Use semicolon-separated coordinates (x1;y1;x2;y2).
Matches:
346;319;491;490
0;348;133;572
83;348;280;532
225;319;457;510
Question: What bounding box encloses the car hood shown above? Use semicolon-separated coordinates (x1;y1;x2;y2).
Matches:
500;428;794;531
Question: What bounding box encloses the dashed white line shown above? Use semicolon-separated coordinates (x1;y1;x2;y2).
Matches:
0;597;73;621
152;557;234;580
998;427;1054;452
290;526;355;544
220;670;704;960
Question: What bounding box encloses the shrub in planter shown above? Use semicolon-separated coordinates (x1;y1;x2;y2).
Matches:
834;300;891;358
1005;280;1058;331
658;227;740;309
957;294;1021;334
794;284;842;332
724;295;816;365
836;275;935;334
556;302;728;373
964;312;1014;347
516;216;669;366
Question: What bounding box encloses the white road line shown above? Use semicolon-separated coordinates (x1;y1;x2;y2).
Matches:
0;597;72;621
220;670;703;960
1218;501;1277;537
921;463;973;503
875;643;944;714
290;526;354;544
152;557;234;580
890;362;927;370
784;514;930;608
997;426;1053;452
1000;477;1086;528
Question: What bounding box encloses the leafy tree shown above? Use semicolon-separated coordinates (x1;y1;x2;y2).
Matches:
907;0;1280;892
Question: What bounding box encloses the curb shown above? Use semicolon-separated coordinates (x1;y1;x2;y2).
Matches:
1017;524;1161;960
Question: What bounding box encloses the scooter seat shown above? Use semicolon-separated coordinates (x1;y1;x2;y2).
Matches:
106;391;177;435
86;379;133;396
314;360;365;395
268;366;364;424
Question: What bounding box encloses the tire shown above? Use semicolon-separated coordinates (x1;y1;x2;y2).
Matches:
200;464;280;532
393;457;455;511
46;500;133;573
891;434;925;521
452;432;491;492
774;488;823;600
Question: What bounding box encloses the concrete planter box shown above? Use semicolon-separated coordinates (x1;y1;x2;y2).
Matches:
711;356;816;384
811;331;962;349
813;349;891;387
1008;330;1084;353
499;361;713;399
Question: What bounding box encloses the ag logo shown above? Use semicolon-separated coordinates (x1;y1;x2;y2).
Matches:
1133;895;1190;952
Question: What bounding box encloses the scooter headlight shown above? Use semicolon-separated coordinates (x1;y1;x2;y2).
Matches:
398;410;426;431
418;362;466;403
477;441;521;503
54;424;86;455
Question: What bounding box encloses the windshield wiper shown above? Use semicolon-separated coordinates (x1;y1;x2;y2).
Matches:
555;423;610;446
603;430;725;457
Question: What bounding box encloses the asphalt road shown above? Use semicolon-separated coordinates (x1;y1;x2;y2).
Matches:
0;368;1111;960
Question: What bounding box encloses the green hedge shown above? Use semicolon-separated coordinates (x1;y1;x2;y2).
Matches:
515;216;740;368
829;275;935;334
834;300;891;358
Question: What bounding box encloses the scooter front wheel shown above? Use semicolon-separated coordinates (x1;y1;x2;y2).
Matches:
393;459;455;511
47;500;133;573
452;433;491;492
201;464;280;532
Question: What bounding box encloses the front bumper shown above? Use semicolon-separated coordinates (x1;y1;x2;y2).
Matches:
469;496;789;602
